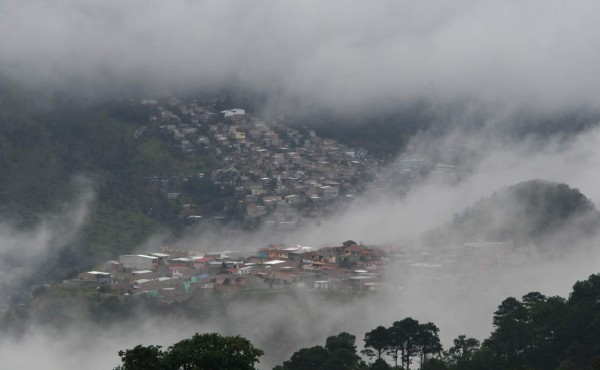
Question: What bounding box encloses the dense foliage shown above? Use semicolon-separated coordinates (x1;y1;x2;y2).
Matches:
114;332;264;370
290;105;435;159
271;272;600;370
0;82;218;280
273;332;365;370
433;180;600;247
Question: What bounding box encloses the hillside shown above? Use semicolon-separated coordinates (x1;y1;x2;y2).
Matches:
0;84;216;279
430;180;600;247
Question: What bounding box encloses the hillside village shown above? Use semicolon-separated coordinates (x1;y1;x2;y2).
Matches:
141;97;380;228
0;97;505;314
74;240;388;302
71;239;527;304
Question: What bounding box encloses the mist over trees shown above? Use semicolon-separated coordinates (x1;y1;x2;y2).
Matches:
427;179;600;250
269;273;600;370
110;272;600;369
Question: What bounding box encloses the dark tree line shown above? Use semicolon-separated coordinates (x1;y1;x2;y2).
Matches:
271;320;442;370
114;333;264;370
274;273;600;370
115;273;600;370
362;318;442;369
273;332;364;370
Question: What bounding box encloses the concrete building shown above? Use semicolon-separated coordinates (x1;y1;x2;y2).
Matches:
119;255;159;271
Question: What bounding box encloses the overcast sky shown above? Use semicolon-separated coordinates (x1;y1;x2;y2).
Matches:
2;0;600;115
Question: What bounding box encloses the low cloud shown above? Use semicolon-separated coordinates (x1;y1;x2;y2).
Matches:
2;1;600;116
0;177;94;283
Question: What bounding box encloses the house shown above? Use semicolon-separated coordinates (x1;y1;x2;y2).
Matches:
207;260;239;270
288;250;312;262
285;194;301;204
133;277;178;291
342;245;367;262
310;247;339;264
169;257;195;268
262;259;295;272
365;260;385;270
348;275;377;290
319;185;339;198
149;253;170;265
236;265;259;275
192;256;214;268
131;270;158;280
119;255;159;271
102;261;124;273
79;271;111;286
267;249;289;260
221;109;246;117
269;271;299;285
168;266;190;279
314;280;333;290
213;274;248;287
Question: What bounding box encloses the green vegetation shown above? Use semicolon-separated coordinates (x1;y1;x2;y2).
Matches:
271;272;600;370
362;319;442;368
274;332;364;370
430;180;600;247
291;106;435;159
0;82;217;279
114;332;264;370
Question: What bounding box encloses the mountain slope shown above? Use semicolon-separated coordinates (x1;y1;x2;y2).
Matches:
0;83;215;279
430;180;600;248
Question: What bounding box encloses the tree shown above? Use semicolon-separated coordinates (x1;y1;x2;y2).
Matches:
275;332;363;370
569;273;600;307
564;274;600;367
385;318;442;369
447;335;480;367
387;321;403;367
114;333;263;370
522;291;547;312
114;344;165;370
369;358;392;370
325;332;358;353
388;318;421;369
415;322;443;365
324;332;362;370
166;333;263;370
278;346;328;370
363;326;391;360
421;358;448;370
485;297;530;367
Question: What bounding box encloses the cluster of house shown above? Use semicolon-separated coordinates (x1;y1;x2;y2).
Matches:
75;240;388;302
73;237;530;304
142;97;379;228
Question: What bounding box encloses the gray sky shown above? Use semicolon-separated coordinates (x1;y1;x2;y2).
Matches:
2;0;600;115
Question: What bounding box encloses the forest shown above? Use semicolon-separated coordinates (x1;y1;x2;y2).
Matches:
113;272;600;370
